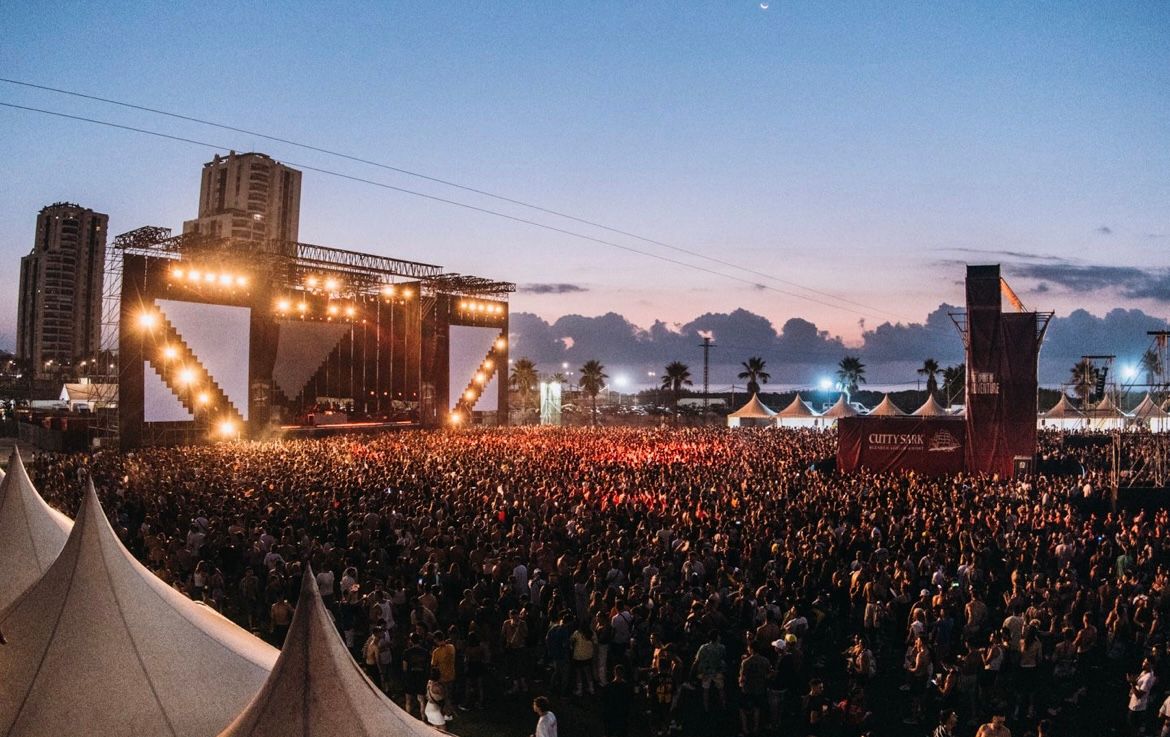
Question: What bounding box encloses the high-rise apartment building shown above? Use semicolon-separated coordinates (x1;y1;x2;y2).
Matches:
182;152;302;250
17;203;108;377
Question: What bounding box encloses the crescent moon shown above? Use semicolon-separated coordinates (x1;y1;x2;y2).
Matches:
760;1;769;8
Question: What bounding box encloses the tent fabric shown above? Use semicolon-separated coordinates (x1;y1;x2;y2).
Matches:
219;569;439;737
0;449;71;612
911;395;949;417
867;395;906;417
727;394;777;419
1090;394;1129;417
777;395;820;418
1131;394;1170;420
1041;395;1085;419
0;480;277;737
821;395;859;419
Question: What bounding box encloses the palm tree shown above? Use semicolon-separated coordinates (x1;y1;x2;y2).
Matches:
578;360;608;425
1070;358;1098;408
551;372;567;385
737;357;771;395
835;356;866;399
509;358;539;413
941;363;966;406
917;358;941;398
661;361;693;420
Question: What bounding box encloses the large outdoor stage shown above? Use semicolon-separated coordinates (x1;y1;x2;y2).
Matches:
111;227;513;448
837;265;1052;478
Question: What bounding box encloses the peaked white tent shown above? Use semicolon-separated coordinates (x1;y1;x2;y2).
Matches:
0;480;277;737
776;395;822;428
1039;394;1087;430
726;393;777;428
820;395;859;428
1131;394;1170;433
1087;395;1130;431
867;394;907;417
911;395;949;417
0;448;71;612
218;569;439;737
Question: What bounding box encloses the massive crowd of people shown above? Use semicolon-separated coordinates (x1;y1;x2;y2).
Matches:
26;427;1170;737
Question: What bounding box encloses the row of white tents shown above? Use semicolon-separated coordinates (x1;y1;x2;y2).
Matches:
726;392;955;428
1039;393;1170;432
728;392;1170;433
0;449;441;737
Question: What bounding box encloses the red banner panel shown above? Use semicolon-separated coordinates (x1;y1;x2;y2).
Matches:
837;417;966;475
965;312;1040;478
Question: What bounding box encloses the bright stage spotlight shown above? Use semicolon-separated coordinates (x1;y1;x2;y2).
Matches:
475;372;486;384
464;389;476;401
177;367;197;385
162;345;178;360
483;359;493;370
217;419;237;437
218;273;232;286
382;285;396;297
818;378;833;391
344;305;356;318
171;267;184;279
235;275;248;287
276;299;291;312
324;277;339;291
197;392;210;405
495;337;507;350
1122;365;1138;381
188;269;202;281
137;311;158;330
306;276;319;288
614;375;629;388
297;302;308;314
449;412;463;425
203;272;216;283
327;304;339;316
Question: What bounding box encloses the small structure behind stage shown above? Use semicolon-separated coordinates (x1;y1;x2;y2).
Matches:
839;265;1050;477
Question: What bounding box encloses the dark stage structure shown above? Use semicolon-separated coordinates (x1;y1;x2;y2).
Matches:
838;265;1051;478
103;227;513;448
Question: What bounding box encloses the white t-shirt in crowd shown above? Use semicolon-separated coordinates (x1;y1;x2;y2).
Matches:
535;711;558;737
1129;670;1156;711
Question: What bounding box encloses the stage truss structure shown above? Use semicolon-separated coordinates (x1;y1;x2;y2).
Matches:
94;227;514;446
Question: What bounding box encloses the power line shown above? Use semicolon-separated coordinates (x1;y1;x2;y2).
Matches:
0;77;910;321
0;100;886;319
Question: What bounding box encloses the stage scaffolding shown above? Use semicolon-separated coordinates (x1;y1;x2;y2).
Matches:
94;226;514;447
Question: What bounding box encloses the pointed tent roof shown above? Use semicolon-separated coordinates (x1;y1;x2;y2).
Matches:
0;480;277;737
0;448;71;612
911;394;949;417
218;569;439;737
1090;394;1130;417
727;393;777;419
867;394;906;416
777;395;820;418
1042;394;1085;419
1131;394;1170;420
821;395;859;418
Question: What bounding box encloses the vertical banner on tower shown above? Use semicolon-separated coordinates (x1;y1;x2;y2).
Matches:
964;266;1039;477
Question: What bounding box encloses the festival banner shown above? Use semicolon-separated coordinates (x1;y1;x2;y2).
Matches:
837;416;966;475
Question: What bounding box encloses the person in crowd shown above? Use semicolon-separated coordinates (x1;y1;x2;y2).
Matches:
601;664;634;737
532;695;557;737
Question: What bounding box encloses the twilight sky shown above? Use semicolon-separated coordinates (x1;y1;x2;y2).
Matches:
1;2;1168;384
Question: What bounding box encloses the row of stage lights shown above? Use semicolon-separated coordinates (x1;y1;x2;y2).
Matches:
457;299;506;316
304;275;414;301
136;309;239;439
275;298;359;319
170;266;249;288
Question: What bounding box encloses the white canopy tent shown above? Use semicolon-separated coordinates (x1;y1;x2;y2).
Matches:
911;395;949;417
776;395;823;428
867;395;907;417
726;393;777;428
0;448;71;612
1086;395;1130;431
218;569;441;737
1039;395;1087;431
819;395;859;428
1130;394;1170;433
0;480;277;737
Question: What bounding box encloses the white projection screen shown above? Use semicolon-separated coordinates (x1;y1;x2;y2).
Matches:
144;299;251;422
449;325;501;412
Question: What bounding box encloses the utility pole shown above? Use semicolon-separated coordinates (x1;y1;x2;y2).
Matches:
698;336;716;417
